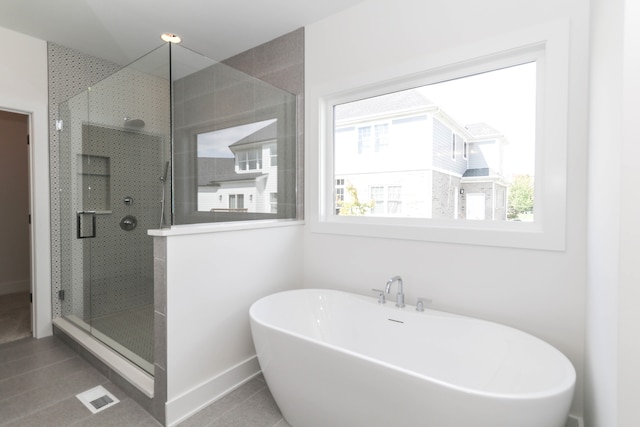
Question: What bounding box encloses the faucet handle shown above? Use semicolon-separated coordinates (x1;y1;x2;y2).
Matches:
416;297;432;312
371;289;386;304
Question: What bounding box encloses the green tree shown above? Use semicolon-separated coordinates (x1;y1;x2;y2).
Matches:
508;175;534;220
337;183;375;215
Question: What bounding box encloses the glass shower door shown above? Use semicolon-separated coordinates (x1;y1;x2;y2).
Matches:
58;91;93;334
58;44;172;375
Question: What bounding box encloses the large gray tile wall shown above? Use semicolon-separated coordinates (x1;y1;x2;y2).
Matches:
222;28;305;219
171;28;304;224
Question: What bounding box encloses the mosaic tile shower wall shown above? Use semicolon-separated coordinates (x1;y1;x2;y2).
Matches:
48;43;122;319
50;42;170;321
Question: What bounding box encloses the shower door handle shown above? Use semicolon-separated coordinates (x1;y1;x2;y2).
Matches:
77;211;97;239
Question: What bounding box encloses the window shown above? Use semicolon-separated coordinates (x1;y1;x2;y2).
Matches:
314;24;570;250
370;186;385;214
366;185;402;215
268;144;277;167
451;134;456;160
270;193;278;213
358;123;389;154
388;186;402;214
229;194;245;210
333;62;535;222
236;148;262;171
335;179;345;202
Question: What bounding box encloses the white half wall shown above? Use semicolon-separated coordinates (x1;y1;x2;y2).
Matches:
0;26;51;338
304;0;588;419
164;223;304;425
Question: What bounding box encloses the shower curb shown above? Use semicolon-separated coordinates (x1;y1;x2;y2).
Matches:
53;317;154;397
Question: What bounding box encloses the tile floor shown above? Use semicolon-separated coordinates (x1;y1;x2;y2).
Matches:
0;292;31;345
0;336;290;427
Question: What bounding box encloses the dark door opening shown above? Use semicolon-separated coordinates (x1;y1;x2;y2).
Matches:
0;110;32;344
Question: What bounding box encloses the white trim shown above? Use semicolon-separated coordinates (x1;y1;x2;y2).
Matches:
148;219;304;237
309;20;569;251
566;414;583;427
166;356;261;427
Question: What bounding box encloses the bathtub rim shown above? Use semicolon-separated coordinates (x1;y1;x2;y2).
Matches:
250;288;576;401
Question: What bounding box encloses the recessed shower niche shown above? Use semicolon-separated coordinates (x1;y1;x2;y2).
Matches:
77;153;110;213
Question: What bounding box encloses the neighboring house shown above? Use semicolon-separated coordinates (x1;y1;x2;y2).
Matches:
334;89;509;220
198;122;278;213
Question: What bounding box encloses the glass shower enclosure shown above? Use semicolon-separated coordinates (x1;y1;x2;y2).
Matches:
57;44;175;374
56;41;297;376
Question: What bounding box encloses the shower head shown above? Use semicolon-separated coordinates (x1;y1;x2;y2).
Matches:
123;117;145;130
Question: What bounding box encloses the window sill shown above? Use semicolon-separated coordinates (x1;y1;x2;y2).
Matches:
311;216;564;251
148;219;304;237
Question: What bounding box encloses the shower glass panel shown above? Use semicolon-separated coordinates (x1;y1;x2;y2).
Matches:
172;49;297;224
58;44;171;375
57;41;297;376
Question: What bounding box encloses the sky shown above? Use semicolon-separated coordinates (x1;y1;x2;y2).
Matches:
417;62;537;177
197;118;277;158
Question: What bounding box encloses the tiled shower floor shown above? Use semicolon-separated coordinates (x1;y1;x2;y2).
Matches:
91;304;154;369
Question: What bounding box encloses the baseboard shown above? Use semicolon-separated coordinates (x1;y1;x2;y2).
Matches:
566;414;583;427
0;280;29;296
166;356;261;427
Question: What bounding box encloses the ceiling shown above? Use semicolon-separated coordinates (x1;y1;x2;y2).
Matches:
0;0;366;65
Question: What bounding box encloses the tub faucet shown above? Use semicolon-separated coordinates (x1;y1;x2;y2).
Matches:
385;275;405;308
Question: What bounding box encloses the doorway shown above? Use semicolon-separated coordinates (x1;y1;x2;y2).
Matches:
0;110;32;344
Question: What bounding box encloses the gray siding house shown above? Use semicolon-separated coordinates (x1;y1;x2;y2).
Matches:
334;89;509;220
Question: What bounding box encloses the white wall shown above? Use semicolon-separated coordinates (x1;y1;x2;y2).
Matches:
0;27;51;338
587;0;640;425
305;0;589;419
617;2;640;423
164;223;304;425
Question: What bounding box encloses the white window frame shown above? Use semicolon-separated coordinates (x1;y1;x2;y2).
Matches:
310;22;569;251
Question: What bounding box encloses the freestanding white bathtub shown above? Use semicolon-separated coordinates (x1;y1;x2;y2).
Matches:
249;289;575;427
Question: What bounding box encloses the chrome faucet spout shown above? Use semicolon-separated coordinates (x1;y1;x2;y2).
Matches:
385;275;405;308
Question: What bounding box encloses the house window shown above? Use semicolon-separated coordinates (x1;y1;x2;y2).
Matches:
451;134;456;160
365;185;402;215
236;148;262;171
370;186;385;214
268;144;277;167
229;194;245;210
388;186;402;214
317;27;571;250
335;179;345;203
358;123;389;154
270;193;278;213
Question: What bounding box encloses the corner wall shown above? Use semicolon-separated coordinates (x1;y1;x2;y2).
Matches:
0;26;50;338
586;0;640;425
160;29;306;425
304;0;588;420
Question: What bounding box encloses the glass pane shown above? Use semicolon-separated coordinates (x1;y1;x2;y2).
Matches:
58;89;91;326
333;62;536;222
172;47;297;224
